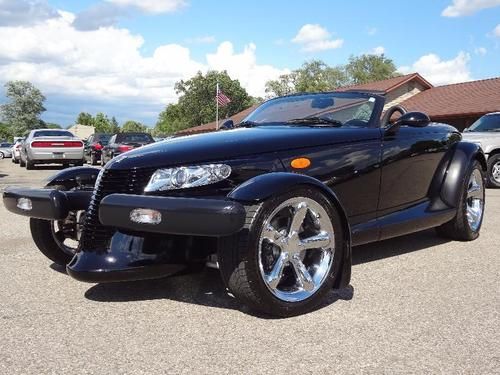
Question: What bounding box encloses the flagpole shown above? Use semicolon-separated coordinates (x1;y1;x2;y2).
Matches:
216;81;219;130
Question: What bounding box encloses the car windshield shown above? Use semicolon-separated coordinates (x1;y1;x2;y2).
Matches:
467;115;500;132
243;93;377;127
95;134;111;145
118;133;154;143
33;130;74;137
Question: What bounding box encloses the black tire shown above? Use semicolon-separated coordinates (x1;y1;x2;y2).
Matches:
486;154;500;188
74;160;84;167
90;153;97;166
19;156;26;167
101;154;106;166
436;160;485;241
30;218;74;265
26;157;35;170
218;186;344;317
0;152;4;160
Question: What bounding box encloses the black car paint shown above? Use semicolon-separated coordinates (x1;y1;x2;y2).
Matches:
2;92;486;286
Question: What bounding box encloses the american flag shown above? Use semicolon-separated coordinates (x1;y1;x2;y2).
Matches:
216;87;231;107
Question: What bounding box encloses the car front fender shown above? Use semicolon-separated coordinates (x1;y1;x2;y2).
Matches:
440;141;486;208
45;166;100;189
228;172;352;289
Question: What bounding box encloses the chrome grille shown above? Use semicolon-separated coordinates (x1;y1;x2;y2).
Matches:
79;167;156;251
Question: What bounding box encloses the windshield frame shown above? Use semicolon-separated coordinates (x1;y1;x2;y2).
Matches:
242;91;385;129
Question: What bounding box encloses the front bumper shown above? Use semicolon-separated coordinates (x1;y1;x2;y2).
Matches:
3;187;246;283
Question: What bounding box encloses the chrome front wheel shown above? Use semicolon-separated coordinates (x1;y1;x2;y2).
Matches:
465;168;484;232
258;197;335;302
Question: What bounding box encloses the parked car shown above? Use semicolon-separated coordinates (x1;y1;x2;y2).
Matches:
101;132;154;165
19;129;84;169
11;139;23;163
84;133;111;165
462;112;500;187
3;92;486;317
0;142;13;160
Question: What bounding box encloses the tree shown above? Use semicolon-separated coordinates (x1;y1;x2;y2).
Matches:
76;112;93;126
110;116;120;133
122;120;147;133
0;123;12;141
345;54;398;85
265;55;399;97
154;104;185;136
45;123;61;129
93;112;112;133
175;70;253;127
0;81;46;136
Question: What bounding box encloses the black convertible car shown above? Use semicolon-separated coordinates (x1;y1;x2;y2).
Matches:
3;92;486;317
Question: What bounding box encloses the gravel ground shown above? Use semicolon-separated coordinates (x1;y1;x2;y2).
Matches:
0;159;499;374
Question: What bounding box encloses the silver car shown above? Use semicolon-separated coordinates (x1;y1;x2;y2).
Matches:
20;129;85;170
462;112;500;187
0;142;13;160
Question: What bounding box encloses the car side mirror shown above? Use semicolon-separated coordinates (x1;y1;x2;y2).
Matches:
220;119;234;130
463;127;469;132
394;112;431;128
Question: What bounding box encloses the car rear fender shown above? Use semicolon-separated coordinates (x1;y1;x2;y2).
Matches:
228;172;351;289
439;141;486;208
45;166;100;190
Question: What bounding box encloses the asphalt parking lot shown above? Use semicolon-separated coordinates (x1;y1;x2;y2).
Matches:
0;159;499;374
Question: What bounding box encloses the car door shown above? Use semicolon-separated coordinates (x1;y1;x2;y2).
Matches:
378;124;449;215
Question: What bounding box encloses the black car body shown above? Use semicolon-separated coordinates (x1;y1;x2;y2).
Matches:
3;92;486;317
84;133;111;165
101;132;154;165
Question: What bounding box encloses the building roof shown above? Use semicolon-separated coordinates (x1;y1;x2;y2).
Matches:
67;124;95;139
339;73;433;94
401;77;500;119
176;105;259;136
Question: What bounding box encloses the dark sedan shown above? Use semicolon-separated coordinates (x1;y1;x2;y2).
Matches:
101;132;154;165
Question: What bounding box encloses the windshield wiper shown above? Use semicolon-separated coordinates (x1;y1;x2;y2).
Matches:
236;120;260;128
286;117;343;127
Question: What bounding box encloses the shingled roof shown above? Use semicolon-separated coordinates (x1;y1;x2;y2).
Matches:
338;72;433;94
176;105;259;136
400;77;500;119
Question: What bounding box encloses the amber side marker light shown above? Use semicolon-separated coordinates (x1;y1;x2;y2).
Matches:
291;157;311;169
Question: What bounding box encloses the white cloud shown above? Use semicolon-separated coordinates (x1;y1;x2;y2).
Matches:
442;0;500;16
494;24;500;37
371;46;385;55
292;24;343;52
474;46;487;55
0;11;285;123
398;52;472;85
207;42;289;97
105;0;187;13
0;0;60;27
367;27;377;36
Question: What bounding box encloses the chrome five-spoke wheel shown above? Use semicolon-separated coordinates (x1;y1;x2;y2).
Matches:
491;161;500;184
466;168;484;232
258;197;335;302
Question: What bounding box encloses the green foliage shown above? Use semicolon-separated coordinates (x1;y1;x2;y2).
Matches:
0;81;46;136
76;112;94;126
345;54;399;85
45;123;61;129
0;122;12;141
265;55;399;97
155;71;253;135
93;112;113;133
110;116;120;133
122;120;147;133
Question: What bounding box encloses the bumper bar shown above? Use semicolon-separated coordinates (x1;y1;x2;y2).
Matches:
3;187;92;220
99;194;246;237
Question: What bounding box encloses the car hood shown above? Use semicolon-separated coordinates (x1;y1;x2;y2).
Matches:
107;126;380;170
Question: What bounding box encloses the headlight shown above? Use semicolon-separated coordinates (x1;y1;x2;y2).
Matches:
144;164;232;192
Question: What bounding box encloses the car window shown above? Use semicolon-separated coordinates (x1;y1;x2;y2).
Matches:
468;115;500;132
33;130;75;137
95;134;111;145
117;133;154;143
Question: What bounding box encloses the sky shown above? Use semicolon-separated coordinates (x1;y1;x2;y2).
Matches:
0;0;499;127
